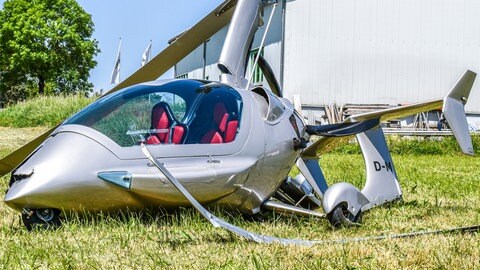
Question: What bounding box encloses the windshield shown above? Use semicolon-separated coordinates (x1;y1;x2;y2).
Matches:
65;80;243;147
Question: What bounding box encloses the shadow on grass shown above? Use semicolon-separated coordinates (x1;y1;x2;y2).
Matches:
8;207;331;242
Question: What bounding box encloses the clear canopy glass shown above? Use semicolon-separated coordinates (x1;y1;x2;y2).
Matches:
65;80;243;147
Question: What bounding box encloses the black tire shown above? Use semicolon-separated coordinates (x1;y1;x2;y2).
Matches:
21;209;61;231
327;203;362;228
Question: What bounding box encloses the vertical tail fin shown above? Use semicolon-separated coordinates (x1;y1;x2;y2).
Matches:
443;70;476;155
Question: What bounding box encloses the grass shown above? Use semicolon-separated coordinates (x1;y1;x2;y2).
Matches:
0;95;94;128
0;128;479;269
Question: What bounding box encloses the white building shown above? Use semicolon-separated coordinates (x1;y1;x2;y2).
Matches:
175;0;480;129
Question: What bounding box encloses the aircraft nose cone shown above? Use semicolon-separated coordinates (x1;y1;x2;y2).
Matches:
4;181;31;211
4;177;46;211
4;192;21;209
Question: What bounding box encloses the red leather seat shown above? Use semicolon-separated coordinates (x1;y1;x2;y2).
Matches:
200;103;238;144
146;102;186;145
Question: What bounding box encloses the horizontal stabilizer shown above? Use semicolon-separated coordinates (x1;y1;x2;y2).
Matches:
302;69;477;158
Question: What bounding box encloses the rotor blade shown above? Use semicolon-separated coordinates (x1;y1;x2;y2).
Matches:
257;55;282;97
0;125;59;176
107;0;237;94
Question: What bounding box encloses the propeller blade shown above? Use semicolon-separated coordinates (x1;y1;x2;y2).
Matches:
257;55;282;97
0;0;238;177
107;0;237;94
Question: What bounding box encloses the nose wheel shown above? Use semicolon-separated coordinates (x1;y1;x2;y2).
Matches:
21;208;61;231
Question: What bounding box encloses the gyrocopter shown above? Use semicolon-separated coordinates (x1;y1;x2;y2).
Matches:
1;0;476;242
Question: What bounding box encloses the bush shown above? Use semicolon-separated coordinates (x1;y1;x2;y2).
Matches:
0;95;94;127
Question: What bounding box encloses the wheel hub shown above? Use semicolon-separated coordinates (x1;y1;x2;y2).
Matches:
35;209;55;222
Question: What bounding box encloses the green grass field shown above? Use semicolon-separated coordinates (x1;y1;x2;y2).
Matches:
0;127;479;269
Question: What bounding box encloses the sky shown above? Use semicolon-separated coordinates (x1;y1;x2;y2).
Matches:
0;0;224;92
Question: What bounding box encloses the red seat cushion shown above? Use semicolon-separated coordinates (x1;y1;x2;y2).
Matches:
201;130;223;144
218;113;228;133
210;132;223;144
146;135;160;145
214;103;228;132
172;126;185;144
225;120;238;143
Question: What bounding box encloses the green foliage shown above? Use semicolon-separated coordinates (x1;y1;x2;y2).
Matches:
0;0;99;105
332;135;480;155
0;95;94;127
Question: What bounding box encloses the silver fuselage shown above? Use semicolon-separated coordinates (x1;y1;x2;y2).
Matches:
4;80;305;215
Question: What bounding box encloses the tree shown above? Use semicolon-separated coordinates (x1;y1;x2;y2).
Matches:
0;0;99;105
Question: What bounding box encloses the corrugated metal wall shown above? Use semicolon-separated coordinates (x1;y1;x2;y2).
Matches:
283;0;480;113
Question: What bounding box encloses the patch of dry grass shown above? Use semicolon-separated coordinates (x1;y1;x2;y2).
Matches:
0;128;478;269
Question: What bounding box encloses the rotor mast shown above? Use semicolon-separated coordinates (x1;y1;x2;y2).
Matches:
218;0;262;89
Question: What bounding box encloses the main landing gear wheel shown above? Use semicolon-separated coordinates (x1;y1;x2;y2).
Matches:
327;203;362;228
21;208;61;231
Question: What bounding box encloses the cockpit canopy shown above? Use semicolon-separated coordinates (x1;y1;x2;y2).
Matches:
65;80;243;147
